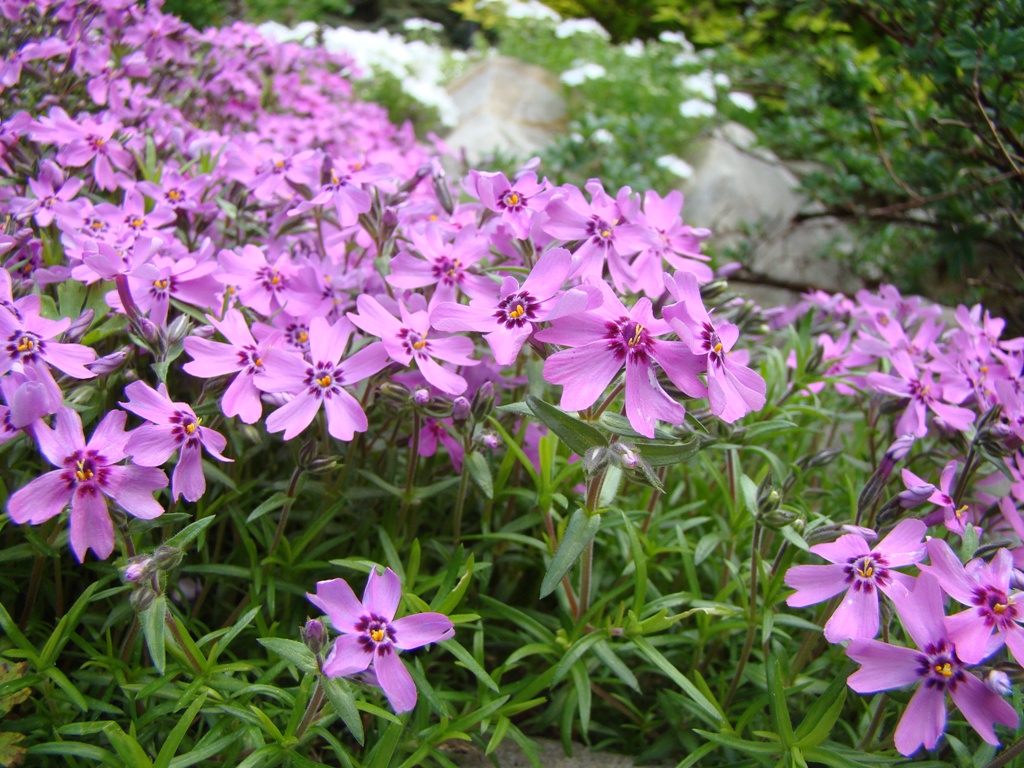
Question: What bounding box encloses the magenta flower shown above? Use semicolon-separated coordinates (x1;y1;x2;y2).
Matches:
183;309;277;424
901;461;975;536
348;294;477;396
847;574;1019;756
470;169;545;240
307;567;455;713
120;381;232;502
430;247;598;365
6;407;168;562
255;317;389;441
921;539;1024;665
663;271;766;423
784;518;926;642
536;279;706;438
865;351;975;437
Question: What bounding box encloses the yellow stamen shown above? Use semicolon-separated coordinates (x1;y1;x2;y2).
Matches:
227;286;236;295
935;662;953;677
505;192;520;206
995;602;1008;614
628;324;643;347
714;342;723;353
75;461;93;482
509;304;526;320
412;337;427;350
168;189;182;201
600;229;611;238
153;278;169;290
130;217;144;228
184;418;201;435
16;336;34;352
980;365;988;374
297;331;308;343
370;628;385;643
317;375;332;387
857;564;873;578
270;273;281;285
274;160;284;169
254;357;263;367
955;504;969;519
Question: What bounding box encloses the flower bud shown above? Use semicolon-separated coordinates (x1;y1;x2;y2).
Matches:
308;456;340;474
413;388;430;405
123;557;152;583
482;432;500;449
986;669;1013;696
87;347;130;376
898;482;935;508
151;545;183;570
165;314;193;346
192;324;217;340
379;381;411;404
583;446;608;475
451;396;471;424
471;381;495;420
758;505;801;530
62;309;95;343
137;317;161;343
610;442;639;469
303;618;327;655
130;587;157;613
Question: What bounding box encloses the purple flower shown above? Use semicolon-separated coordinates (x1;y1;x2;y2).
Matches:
784;518;926;642
430;247;599;365
307;567;455;713
536;279;706;438
6;407;168;562
847;574;1019;756
866;351;975;437
255;317;389;441
120;381;232;502
471;169;545;240
920;539;1024;665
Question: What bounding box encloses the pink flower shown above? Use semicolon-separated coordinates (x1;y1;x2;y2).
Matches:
308;567;454;713
920;539;1024;665
470;169;545;240
866;351;975;437
120;381;232;502
784;518;926;642
536;279;706;438
6;407;168;562
255;317;389;441
847;574;1019;756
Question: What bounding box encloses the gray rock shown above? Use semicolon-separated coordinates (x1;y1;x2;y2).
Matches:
444;55;567;165
444;736;645;768
681;122;862;302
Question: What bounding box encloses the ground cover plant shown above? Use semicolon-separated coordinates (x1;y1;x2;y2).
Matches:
2;1;1024;767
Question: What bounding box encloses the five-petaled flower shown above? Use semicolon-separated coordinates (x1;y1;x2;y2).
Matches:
308;567;454;713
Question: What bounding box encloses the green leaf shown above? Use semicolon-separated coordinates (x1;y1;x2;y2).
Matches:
636;437;701;467
794;674;848;748
592;640;639;692
142;597;167;675
208;606;259;665
163;516;217;551
320;676;364;745
256;639;318;674
464;451;493;500
551;630;607;686
525;395;607;457
366;720;403;768
245;493;290;524
695;729;781;756
154;693;208;768
540;509;601;599
104;722;154;768
766;653;794;748
632;637;721;727
441;639;499;692
39;580;103;668
434;554;474;615
619;510;648;616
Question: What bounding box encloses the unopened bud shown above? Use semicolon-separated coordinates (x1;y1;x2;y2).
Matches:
583;446;608;475
303;618;327;655
471;381;495;420
452;396;471;423
123;557;152;583
137;317;160;343
165;314;193;346
62;309;95;343
88;347;130;375
432;172;454;216
898;482;935;508
151;545;183;570
130;587;157;613
308;456;339;474
986;670;1013;696
192;324;216;339
413;388;430;405
758;505;800;530
482;432;500;449
379;381;411;404
610;442;639;468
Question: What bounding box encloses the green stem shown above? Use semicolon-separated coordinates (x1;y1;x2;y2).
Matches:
267;464;305;566
579;540;594;618
453;460;470;546
725;522;762;709
985;734;1024;768
398;410;421;534
165;609;203;674
295;680;327;741
858;693;889;751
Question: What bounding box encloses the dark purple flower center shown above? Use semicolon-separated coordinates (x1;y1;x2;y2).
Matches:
125;213;147;231
605;316;653;363
355;612;396;657
257;265;288;293
285;323;310;351
842;552;890;594
6;330;43;364
499;189;525;212
149;275;175;300
397;327;431;358
908;378;934;404
170;409;202;446
235;344;265;375
494;290;540;329
971;586;1019;629
432;257;461;287
166;188;185;206
915;639;965;691
699;322;725;367
586;217;615;246
62;450;109;490
305;361;344;399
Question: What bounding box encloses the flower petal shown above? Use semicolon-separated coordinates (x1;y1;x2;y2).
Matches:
392;613;455;650
374;649;417;713
308;578;363;634
364;567;401;622
323;633;373;677
895;684;946;756
69;486;113;562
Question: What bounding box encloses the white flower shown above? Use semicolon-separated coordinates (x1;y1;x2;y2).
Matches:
560;63;607;86
621;39;645;58
554;18;610;39
591;128;614;144
679;99;716;118
659;31;694;51
505;0;561;21
655;154;694;179
682;72;716;100
728;91;757;111
713;73;731;89
403;18;443;32
671;51;700;67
